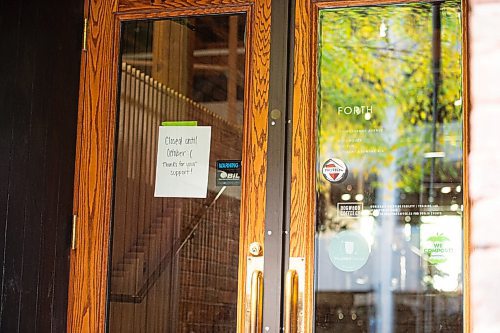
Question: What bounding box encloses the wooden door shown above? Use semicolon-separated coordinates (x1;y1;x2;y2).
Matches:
289;0;470;332
67;0;272;332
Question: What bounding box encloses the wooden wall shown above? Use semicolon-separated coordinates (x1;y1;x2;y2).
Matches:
0;0;83;331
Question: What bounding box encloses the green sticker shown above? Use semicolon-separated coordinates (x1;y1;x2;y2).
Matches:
328;230;370;272
161;121;198;126
423;233;453;265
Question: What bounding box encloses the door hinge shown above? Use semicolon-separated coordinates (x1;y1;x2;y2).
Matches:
72;214;78;250
82;18;88;52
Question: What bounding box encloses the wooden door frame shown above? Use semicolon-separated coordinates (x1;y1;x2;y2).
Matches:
67;0;271;331
290;0;471;331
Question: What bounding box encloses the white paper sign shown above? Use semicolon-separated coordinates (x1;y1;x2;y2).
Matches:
154;126;211;198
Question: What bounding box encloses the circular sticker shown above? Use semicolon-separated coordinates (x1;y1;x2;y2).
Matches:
328;230;370;272
322;158;348;183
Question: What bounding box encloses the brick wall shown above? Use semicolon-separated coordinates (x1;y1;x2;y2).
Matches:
177;195;241;333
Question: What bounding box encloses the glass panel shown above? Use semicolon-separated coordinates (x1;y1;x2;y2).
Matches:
315;2;463;332
108;14;246;332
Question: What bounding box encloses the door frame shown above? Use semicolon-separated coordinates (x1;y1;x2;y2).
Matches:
68;0;471;330
290;0;471;331
67;0;272;331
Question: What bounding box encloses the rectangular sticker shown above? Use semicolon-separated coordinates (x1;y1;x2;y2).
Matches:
154;126;211;198
337;202;363;218
216;160;241;186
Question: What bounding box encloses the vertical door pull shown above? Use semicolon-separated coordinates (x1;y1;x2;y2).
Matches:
284;269;298;333
250;270;263;333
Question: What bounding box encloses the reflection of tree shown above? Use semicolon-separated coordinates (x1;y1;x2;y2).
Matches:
318;1;462;193
315;8;463;330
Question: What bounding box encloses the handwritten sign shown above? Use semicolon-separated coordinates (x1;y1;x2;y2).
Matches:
154;126;211;198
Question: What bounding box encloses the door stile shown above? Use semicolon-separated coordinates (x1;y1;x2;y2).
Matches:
290;0;316;331
262;0;293;328
67;0;121;331
237;1;272;330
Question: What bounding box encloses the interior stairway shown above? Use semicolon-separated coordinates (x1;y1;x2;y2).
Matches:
110;212;180;299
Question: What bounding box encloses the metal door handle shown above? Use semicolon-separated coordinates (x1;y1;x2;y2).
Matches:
284;269;298;333
249;270;263;333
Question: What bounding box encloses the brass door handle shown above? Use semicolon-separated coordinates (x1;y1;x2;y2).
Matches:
284;269;298;333
249;270;263;333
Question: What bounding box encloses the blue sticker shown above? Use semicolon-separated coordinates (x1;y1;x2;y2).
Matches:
328;230;370;272
216;160;241;186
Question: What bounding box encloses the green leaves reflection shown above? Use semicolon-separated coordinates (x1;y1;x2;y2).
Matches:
318;1;462;191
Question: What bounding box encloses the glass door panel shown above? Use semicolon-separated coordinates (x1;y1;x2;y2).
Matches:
108;14;247;332
314;2;464;332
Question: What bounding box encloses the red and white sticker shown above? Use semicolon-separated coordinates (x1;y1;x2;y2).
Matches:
322;158;348;183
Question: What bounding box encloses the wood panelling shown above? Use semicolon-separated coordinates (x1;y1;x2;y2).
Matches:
0;1;83;332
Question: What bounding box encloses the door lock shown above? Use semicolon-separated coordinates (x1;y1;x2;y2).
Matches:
270;109;281;120
249;242;262;256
